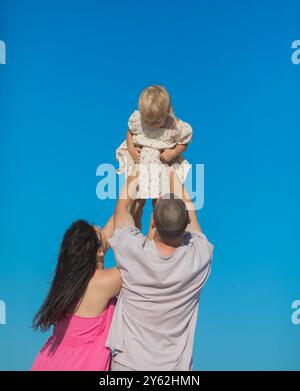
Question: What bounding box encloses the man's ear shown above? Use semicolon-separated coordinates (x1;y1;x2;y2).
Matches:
151;218;156;229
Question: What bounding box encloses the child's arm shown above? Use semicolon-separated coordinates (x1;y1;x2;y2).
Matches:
160;144;187;164
126;129;141;163
161;118;192;164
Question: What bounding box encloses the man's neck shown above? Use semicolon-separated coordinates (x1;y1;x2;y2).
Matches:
153;232;182;257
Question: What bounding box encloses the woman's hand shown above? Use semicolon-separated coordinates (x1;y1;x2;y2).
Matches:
160;148;176;164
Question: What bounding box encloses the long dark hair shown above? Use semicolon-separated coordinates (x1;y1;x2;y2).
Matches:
33;220;101;332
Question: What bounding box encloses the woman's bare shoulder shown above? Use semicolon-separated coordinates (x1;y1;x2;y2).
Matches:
92;267;119;285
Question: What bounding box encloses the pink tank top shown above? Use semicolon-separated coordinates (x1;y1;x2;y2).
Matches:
31;298;116;371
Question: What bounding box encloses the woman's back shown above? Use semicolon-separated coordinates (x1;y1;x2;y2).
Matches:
31;220;121;371
31;297;116;371
74;269;119;318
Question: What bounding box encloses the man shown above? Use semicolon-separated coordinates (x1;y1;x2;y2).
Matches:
106;167;213;371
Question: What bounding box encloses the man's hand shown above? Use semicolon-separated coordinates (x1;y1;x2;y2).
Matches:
129;146;141;163
126;129;142;163
160;148;176;164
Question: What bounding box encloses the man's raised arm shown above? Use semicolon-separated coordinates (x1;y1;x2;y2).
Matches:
168;167;202;233
114;165;139;230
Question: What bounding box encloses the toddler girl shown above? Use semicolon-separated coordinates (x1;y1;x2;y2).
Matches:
116;85;193;199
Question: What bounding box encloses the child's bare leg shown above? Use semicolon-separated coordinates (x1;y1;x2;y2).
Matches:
147;199;158;239
130;199;146;230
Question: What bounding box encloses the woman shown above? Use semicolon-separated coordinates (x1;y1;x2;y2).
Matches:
31;216;121;371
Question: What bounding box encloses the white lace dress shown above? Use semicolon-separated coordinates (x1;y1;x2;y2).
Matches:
116;110;193;199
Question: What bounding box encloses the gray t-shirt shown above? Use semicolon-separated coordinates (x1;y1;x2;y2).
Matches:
106;226;213;371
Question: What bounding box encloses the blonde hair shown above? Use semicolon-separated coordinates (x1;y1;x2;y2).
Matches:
138;85;172;124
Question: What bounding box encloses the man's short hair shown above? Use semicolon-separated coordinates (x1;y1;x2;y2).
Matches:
153;194;189;238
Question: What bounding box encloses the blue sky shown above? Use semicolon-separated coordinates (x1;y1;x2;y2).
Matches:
0;0;300;370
